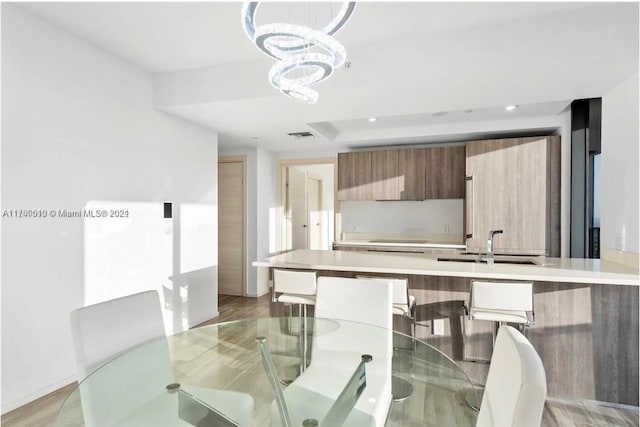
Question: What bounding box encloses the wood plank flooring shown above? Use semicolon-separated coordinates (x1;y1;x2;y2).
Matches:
2;294;638;427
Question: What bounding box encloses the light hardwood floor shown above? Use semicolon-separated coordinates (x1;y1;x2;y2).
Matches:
2;294;638;427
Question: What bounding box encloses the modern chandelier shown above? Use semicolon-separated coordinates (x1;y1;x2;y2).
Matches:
241;2;356;104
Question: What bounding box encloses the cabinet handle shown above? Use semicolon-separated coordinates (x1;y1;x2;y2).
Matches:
466;175;474;240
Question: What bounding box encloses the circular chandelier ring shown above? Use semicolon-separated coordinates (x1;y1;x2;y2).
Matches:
281;83;319;104
255;24;346;66
269;55;335;89
242;2;356;53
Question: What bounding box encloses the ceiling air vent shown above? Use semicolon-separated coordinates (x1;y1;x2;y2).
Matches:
287;131;316;138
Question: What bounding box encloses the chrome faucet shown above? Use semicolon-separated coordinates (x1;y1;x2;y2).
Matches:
483;229;503;265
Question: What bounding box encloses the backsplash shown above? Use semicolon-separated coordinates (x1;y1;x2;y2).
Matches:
340;200;463;236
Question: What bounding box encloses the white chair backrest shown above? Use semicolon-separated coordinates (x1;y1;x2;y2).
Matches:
273;269;318;296
70;290;174;425
70;290;168;381
476;326;547;427
315;277;393;330
470;281;533;312
390;278;410;307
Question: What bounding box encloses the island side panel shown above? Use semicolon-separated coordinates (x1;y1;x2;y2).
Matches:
591;284;639;405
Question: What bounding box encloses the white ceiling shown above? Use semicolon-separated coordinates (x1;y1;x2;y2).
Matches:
18;2;639;152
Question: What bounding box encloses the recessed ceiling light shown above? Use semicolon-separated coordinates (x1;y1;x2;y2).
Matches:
251;136;259;140
431;111;448;117
368;117;378;122
505;105;518;111
464;109;474;113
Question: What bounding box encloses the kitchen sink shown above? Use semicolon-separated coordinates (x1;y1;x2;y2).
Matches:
436;254;542;265
369;239;429;244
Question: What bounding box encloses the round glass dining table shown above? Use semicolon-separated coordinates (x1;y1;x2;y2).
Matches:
55;317;478;427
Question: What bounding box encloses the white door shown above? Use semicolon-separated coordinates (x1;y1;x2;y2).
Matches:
218;159;245;296
288;167;307;250
307;176;323;250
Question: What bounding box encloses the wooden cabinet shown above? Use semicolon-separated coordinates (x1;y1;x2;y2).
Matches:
337;146;463;201
371;150;399;200
465;136;560;256
425;146;465;199
371;148;427;200
398;148;426;200
337;151;372;201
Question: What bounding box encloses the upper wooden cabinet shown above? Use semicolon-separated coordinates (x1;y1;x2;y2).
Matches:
465;136;560;256
338;146;464;201
398;148;426;200
337;151;372;201
425;146;465;199
371;150;399;200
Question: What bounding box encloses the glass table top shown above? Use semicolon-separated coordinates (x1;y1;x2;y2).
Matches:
55;317;478;426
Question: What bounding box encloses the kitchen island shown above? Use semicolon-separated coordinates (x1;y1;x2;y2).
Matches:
255;249;639;406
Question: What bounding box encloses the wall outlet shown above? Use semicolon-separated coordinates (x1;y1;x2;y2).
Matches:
433;319;445;336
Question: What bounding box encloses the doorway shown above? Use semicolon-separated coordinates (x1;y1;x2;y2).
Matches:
218;156;247;296
280;159;336;251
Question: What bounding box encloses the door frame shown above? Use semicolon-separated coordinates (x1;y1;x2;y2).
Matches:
218;155;247;296
278;157;337;253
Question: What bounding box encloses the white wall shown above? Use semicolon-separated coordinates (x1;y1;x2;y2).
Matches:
601;72;639;256
256;148;277;295
340;200;464;236
1;5;219;412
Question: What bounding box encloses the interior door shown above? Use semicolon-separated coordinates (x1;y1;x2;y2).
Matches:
307;176;323;249
218;159;245;296
288;167;307;250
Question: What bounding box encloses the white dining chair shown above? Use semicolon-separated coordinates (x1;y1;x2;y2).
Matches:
463;280;534;362
270;277;393;427
356;276;416;335
355;276;416;401
70;290;253;426
273;269;318;319
476;325;547;427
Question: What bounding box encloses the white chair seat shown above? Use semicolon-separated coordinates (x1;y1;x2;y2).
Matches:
278;293;316;306
469;308;529;324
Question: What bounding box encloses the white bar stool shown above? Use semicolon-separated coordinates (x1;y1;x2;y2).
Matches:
462;280;534;363
273;269;318;374
273;269;318;319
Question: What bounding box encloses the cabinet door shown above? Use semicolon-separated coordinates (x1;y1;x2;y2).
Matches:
337;152;372;200
371;150;400;200
425;146;465;199
465;137;549;254
398;148;426;200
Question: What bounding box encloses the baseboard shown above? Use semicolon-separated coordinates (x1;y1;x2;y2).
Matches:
1;374;76;415
189;310;219;328
245;290;269;298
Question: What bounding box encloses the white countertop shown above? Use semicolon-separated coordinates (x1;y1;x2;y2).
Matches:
254;249;640;286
